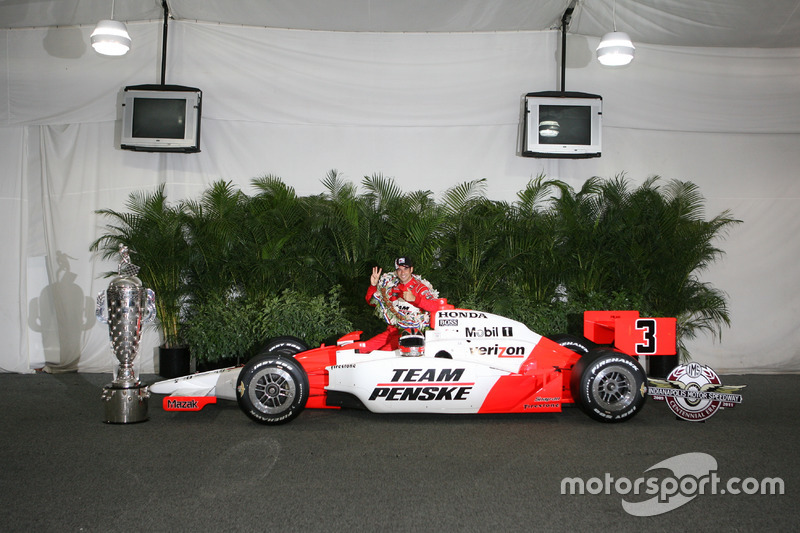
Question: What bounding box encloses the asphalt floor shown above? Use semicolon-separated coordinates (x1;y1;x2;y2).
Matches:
0;372;796;532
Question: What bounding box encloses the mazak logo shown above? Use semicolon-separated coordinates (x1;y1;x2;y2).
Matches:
368;368;473;401
163;396;217;411
439;311;487;319
561;452;784;516
648;363;745;421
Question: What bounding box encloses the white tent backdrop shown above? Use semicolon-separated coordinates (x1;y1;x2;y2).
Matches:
1;20;799;373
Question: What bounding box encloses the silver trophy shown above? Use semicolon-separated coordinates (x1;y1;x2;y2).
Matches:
97;244;156;423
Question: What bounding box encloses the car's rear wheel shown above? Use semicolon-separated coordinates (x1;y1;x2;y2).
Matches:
570;349;646;423
547;333;596;355
236;356;309;424
257;336;309;358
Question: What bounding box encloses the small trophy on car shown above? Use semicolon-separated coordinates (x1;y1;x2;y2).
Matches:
97;244;156;423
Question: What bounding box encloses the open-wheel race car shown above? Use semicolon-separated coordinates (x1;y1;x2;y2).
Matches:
150;301;677;425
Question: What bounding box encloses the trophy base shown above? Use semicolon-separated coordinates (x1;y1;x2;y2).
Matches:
101;382;149;424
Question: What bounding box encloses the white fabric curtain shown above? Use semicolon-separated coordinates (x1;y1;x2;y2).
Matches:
1;21;799;373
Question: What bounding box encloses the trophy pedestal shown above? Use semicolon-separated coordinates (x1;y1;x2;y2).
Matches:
101;382;150;424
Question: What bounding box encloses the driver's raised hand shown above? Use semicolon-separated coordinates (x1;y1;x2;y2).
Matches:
370;266;382;286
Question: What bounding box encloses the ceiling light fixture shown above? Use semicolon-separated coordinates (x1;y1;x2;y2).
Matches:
91;0;131;56
596;1;634;66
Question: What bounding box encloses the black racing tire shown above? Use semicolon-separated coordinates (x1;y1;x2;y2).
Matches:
570;349;647;423
236;356;309;425
257;336;309;358
547;333;597;355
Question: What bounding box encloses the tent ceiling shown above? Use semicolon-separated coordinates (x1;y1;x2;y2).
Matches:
2;0;800;48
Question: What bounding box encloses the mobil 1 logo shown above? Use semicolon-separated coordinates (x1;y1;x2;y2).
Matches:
465;326;513;338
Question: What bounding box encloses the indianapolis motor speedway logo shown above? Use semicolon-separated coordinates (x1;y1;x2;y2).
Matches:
647;362;745;422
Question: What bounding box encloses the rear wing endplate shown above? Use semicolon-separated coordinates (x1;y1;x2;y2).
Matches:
583;310;677;356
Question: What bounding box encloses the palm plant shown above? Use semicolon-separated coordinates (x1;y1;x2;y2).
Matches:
181;180;250;302
362;173;444;274
242;175;310;296
551;177;618;297
306;170;385;295
504;176;564;303
607;177;740;354
554;175;741;357
437;179;504;303
89;172;739;365
90;184;190;348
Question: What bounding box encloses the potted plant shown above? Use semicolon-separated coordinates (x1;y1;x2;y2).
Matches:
90;185;192;377
183;287;353;370
550;176;740;375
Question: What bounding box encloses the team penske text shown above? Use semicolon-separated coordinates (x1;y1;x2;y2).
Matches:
368;367;473;401
368;386;472;401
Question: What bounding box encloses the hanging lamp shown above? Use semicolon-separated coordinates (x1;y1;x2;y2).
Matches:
596;1;634;66
91;0;131;56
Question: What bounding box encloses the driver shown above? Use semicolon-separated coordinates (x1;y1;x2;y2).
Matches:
361;256;442;352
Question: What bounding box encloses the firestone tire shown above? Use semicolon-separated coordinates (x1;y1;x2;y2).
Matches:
547;333;596;355
236;356;309;425
258;336;309;358
570;349;647;423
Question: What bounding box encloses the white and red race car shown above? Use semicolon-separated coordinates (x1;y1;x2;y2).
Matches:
150;304;676;424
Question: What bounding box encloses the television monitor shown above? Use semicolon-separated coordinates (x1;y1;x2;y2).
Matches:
120;84;202;153
521;91;602;159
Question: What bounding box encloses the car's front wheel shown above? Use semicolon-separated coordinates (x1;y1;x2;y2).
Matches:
236;356;309;425
570;349;646;423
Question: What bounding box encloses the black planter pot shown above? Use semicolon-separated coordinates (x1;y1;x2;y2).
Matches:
158;346;191;378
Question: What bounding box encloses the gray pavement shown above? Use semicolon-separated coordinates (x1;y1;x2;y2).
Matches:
0;372;796;532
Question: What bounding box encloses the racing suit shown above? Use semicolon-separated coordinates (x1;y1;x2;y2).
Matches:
362;277;441;352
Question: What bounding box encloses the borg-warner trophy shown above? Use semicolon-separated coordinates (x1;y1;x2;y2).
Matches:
97;245;156;423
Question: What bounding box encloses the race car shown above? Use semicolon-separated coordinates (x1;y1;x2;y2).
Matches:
150;303;677;424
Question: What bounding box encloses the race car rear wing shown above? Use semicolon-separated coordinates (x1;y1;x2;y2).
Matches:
583;311;677;356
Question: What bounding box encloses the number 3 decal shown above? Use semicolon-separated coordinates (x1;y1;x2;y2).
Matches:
635;318;657;354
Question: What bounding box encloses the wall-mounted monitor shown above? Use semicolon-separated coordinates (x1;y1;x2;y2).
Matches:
120;84;202;153
521;91;602;159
